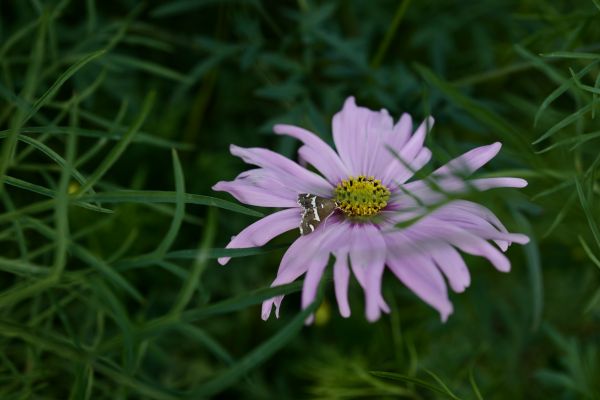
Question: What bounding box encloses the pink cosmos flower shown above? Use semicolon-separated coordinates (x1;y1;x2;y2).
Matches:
213;96;529;322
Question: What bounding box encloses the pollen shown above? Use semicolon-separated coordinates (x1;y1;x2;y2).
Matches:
334;175;390;217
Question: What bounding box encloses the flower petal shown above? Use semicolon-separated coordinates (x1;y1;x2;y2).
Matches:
395;176;527;207
430;244;470;293
431;202;529;251
301;252;330;324
230;145;333;197
387;113;413;156
434;142;502;176
217;208;300;265
385;232;453;321
417;222;512;272
348;224;388;322
261;218;344;320
332;96;395;177
273;124;349;184
384;147;432;187
398;117;434;163
213;168;299;208
333;251;351;317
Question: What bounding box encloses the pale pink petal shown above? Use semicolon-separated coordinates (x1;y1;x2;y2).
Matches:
443;200;509;233
388;228;471;294
332;96;395;177
375;114;416;183
300;252;330;324
230;145;333;197
384;147;432;187
273;124;349;184
431;203;529;250
385;233;453;321
234;168;298;198
261;219;346;320
395;176;527;207
434;142;502;176
398;117;434;163
387;113;413;155
218;208;300;265
333;251;351;317
430;245;470;293
417;222;512;272
348;224;388;322
300;220;351;323
261;233;320;320
379;117;433;186
212;180;297;208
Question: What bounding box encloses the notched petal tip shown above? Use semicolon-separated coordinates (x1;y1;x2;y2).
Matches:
211;181;227;192
304;313;315;325
425;115;435;128
261;301;273;321
510;233;530;246
217;257;229;266
366;310;381;323
229;143;245;157
440;304;454;323
272;124;287;134
440;311;451;323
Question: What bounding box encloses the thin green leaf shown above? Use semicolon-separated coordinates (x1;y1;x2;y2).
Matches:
177;324;234;365
169;208;216;315
469;368;484;400
415;64;527;151
153;150;186;257
166;244;288;260
78;190;263;217
542;51;600;60
512;209;543;331
370;0;412;68
23;49;106;125
578;236;600;270
533;103;593;145
181;281;303;323
71;246;143;303
75;91;156;195
534;60;598;127
186;293;321;397
105;53;188;82
371;371;461;399
575;178;600;251
2;176;112;213
424;369;462;400
0;133;93;193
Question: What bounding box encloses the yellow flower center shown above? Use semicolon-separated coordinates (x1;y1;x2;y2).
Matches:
334;175;390;217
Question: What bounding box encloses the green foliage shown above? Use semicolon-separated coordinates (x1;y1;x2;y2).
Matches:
0;0;599;398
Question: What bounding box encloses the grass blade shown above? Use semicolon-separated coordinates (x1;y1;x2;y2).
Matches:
78;190;263;217
186;293;321;397
75;91;156;195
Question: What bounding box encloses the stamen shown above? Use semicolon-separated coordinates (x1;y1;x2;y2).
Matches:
334;175;390;217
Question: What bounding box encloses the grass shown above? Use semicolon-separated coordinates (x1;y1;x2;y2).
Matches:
0;0;599;398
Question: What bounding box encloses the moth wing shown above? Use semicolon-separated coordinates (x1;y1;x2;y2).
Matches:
300;208;319;236
297;193;314;208
315;197;337;221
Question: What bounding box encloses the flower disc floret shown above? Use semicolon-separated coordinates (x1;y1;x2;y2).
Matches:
334;175;391;217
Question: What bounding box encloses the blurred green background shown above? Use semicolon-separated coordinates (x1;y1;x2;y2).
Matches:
1;0;600;398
